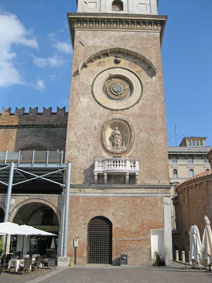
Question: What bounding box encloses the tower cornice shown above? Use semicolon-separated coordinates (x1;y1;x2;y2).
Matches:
67;13;167;48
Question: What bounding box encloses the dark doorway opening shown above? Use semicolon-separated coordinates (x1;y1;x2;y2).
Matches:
0;208;4;222
88;216;112;264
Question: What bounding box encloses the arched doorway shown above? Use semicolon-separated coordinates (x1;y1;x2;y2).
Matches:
88;216;112;264
12;202;59;255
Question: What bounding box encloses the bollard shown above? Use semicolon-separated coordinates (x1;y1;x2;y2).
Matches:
176;250;179;261
188;251;192;264
181;251;185;263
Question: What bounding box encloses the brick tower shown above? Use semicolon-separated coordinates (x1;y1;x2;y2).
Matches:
66;0;172;265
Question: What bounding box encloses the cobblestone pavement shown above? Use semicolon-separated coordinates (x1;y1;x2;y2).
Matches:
39;264;212;283
1;264;212;283
0;268;53;283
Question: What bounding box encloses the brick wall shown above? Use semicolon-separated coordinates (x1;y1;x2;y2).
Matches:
0;107;68;151
67;193;164;265
174;174;212;253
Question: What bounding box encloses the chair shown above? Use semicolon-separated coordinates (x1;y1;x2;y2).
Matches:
18;257;31;274
43;258;56;268
31;256;41;272
13;251;22;259
27;251;33;258
1;254;13;271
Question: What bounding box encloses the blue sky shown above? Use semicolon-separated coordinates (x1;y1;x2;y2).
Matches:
0;0;211;146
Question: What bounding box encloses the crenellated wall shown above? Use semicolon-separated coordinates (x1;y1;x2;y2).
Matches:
0;107;68;152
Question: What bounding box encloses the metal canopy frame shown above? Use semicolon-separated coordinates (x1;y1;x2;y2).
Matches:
0;150;71;258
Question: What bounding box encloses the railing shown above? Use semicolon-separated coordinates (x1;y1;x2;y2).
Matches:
0;151;64;165
94;158;139;172
94;158;139;184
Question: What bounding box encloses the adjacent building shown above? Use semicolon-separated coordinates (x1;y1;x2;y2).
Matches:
168;137;211;186
173;149;212;258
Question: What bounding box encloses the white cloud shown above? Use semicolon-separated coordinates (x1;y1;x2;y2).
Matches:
0;13;38;87
33;54;64;68
34;79;45;91
54;41;72;54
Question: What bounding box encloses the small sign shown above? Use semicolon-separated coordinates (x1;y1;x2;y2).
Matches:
73;239;79;247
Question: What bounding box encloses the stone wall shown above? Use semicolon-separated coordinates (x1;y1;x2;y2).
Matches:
0;107;68;152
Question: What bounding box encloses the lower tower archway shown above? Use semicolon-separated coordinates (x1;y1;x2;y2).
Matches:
12;202;59;255
87;216;112;264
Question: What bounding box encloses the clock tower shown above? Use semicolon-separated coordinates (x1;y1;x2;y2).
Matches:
65;0;172;265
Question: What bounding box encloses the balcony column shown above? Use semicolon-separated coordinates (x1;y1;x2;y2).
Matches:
104;172;108;184
136;173;139;184
94;173;98;184
125;172;129;184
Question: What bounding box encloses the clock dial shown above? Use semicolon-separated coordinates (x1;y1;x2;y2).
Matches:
103;77;132;100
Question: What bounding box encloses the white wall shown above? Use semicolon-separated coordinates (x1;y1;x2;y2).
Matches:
77;0;158;15
151;229;164;261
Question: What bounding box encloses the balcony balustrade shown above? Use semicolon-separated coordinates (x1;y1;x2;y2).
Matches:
94;158;139;184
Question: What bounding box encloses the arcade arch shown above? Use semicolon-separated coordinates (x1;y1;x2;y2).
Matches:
11;201;59;255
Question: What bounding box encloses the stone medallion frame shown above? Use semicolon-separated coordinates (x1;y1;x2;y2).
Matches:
92;67;143;110
102;117;135;155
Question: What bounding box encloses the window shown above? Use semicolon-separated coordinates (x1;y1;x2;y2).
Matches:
189;169;194;177
88;2;97;9
112;0;123;11
192;140;195;146
172;158;177;163
173;169;178;179
196;140;199;146
188;140;191;146
188;158;193;163
41;209;53;225
200;140;203;146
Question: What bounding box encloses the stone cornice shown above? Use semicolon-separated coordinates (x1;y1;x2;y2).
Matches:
67;13;167;47
70;184;171;189
0;125;67;129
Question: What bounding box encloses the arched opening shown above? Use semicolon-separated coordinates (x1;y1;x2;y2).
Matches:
18;144;47;151
112;0;124;11
173;169;178;179
12;202;59;256
0;208;4;223
189;169;194;177
88;216;112;264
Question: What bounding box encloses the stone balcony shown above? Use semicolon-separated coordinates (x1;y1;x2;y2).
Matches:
94;158;139;184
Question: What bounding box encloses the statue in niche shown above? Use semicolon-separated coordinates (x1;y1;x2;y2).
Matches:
111;127;123;149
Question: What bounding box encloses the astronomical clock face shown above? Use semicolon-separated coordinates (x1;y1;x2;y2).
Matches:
103;76;132;101
92;67;142;111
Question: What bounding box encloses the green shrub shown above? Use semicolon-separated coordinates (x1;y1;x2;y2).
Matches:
0;236;4;255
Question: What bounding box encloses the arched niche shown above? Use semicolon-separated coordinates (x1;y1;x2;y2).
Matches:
112;0;124;11
78;47;156;78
